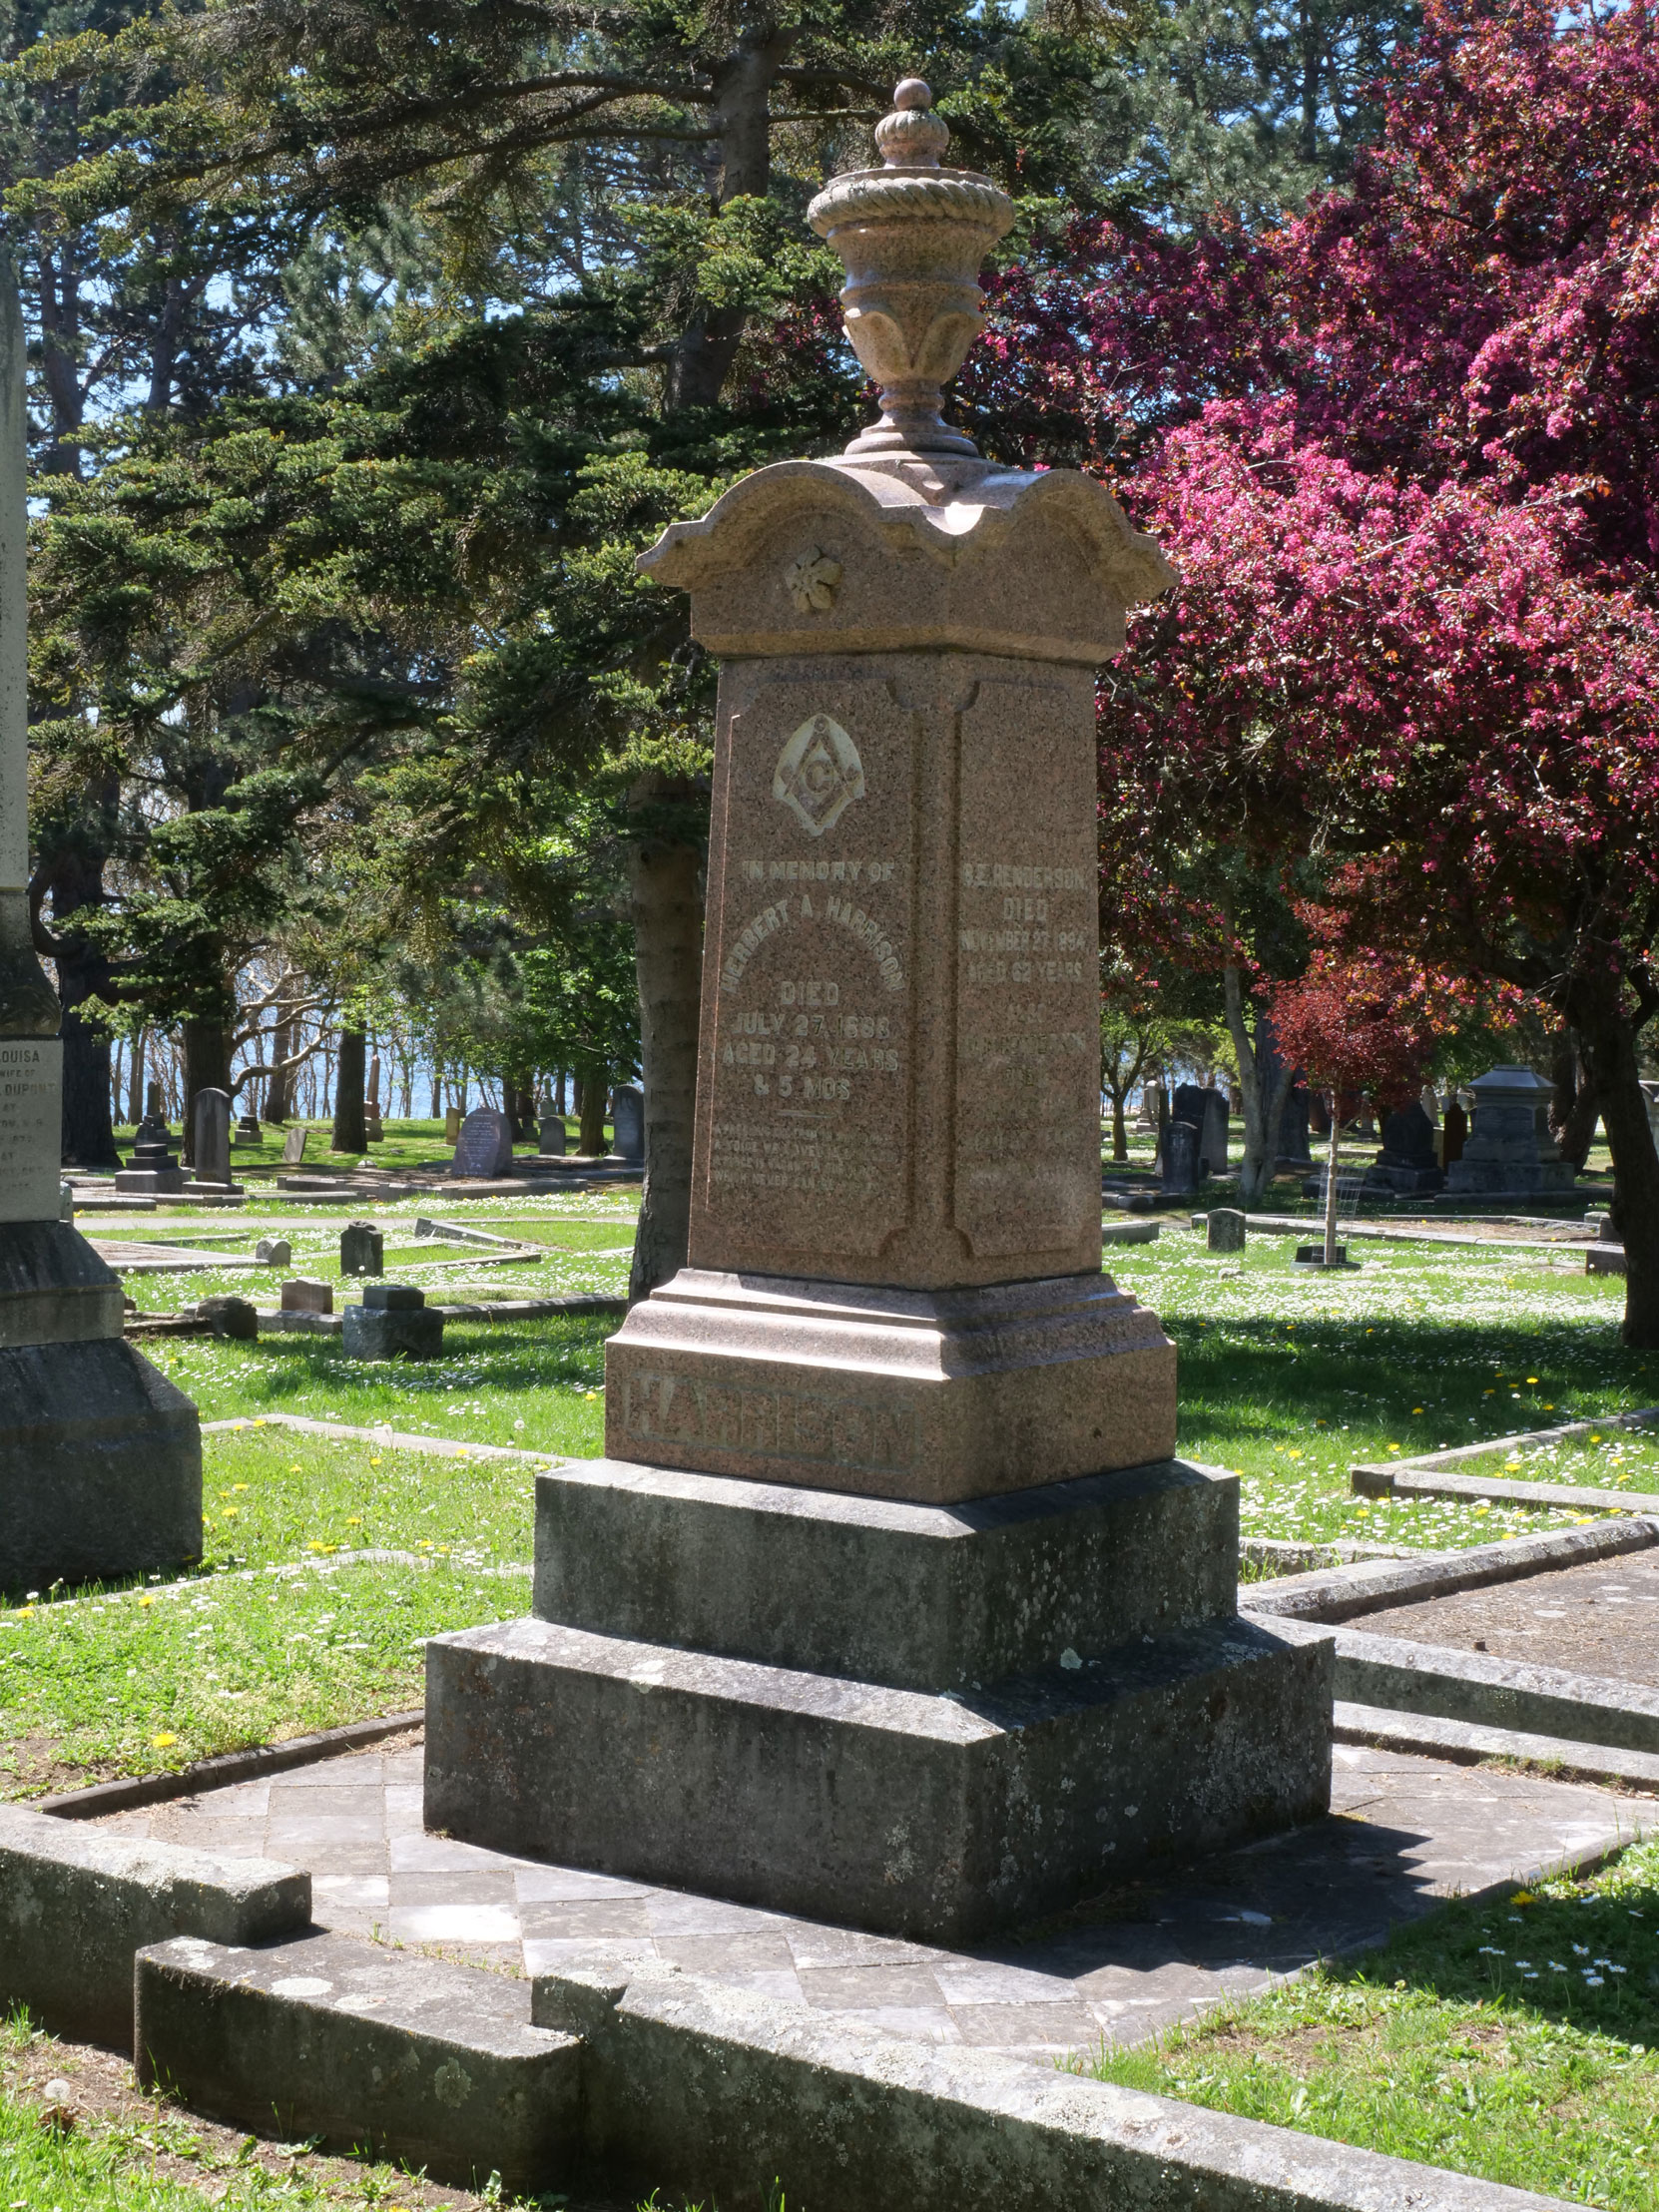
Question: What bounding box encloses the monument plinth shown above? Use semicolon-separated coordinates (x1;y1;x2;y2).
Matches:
0;261;201;1594
426;84;1331;1939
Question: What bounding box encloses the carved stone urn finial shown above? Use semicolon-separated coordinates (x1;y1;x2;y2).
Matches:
808;78;1013;458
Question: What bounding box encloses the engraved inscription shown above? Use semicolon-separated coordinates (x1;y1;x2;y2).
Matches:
951;679;1100;1262
697;676;915;1265
0;1039;65;1225
622;1371;918;1474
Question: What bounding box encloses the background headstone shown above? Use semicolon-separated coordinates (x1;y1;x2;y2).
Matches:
451;1106;514;1180
1444;1066;1576;1198
1172;1084;1228;1176
343;1282;442;1361
280;1126;308;1166
280;1279;332;1314
116;1084;185;1193
192;1088;234;1187
536;1097;567;1156
610;1083;645;1165
1207;1207;1246;1253
1160;1119;1200;1195
236;1112;261;1142
196;1295;257;1341
255;1237;292;1267
444;1105;463;1143
1369;1101;1444;1194
339;1221;384;1277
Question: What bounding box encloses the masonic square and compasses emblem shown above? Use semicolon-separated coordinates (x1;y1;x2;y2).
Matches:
772;713;865;837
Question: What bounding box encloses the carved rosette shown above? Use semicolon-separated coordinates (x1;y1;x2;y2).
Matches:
808;80;1013;458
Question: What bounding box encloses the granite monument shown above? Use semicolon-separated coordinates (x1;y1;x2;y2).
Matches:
425;82;1331;1942
1444;1066;1576;1200
0;260;201;1592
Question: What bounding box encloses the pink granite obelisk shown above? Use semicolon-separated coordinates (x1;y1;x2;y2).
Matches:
602;81;1180;1505
425;86;1332;1943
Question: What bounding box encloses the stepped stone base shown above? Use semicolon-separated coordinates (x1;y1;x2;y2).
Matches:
0;1339;201;1590
0;1217;202;1595
530;1455;1238;1692
425;1610;1331;1945
426;1452;1332;1944
603;1268;1176;1504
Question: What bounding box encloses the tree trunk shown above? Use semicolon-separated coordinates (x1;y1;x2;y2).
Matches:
49;830;121;1168
331;1025;367;1154
576;1064;610;1157
627;819;705;1304
1323;1111;1342;1266
182;1016;234;1167
127;1029;145;1128
1572;979;1659;1348
1547;1029;1601;1169
1223;965;1295;1209
266;1013;293;1123
1109;1092;1128;1162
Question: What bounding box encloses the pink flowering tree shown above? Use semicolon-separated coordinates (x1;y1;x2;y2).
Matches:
966;0;1659;1343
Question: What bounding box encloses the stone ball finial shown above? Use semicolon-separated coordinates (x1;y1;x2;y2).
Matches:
874;77;950;168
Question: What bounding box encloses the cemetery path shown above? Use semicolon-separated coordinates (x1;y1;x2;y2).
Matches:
94;1741;1642;2061
1356;1550;1659;1688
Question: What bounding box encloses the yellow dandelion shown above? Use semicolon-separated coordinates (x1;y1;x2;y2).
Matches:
346;1516;362;1526
151;1733;177;1749
1526;1377;1539;1384
139;1594;155;1608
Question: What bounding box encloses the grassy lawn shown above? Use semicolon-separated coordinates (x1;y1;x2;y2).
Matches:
1;2010;674;2212
1090;1834;1659;2211
0;1416;579;1793
111;1112;610;1182
92;1194;640;1318
1107;1227;1656;1550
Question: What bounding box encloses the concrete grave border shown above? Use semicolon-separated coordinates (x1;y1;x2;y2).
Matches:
0;1745;1613;2207
1245;1516;1659;1758
1352;1405;1659;1517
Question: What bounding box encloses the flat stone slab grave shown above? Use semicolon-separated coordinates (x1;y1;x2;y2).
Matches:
1356;1549;1659;1688
92;1738;1643;2059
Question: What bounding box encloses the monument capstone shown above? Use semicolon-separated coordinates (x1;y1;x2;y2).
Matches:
0;260;201;1592
424;82;1332;1942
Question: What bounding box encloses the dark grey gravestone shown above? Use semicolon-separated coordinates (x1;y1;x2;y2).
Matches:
1444;1065;1575;1198
236;1113;260;1143
536;1098;567;1157
254;1237;291;1268
197;1296;258;1342
280;1279;332;1314
1369;1101;1444;1195
116;1086;185;1194
1160;1119;1200;1195
610;1084;645;1165
1172;1084;1228;1176
452;1107;514;1180
343;1302;443;1361
1207;1208;1246;1253
339;1221;384;1278
362;1282;424;1311
192;1089;233;1187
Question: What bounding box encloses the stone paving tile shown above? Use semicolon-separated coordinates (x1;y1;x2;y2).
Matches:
97;1735;1652;2060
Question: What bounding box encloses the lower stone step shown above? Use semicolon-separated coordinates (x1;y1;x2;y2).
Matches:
1333;1700;1659;1794
1268;1613;1659;1754
424;1611;1332;1945
135;1929;582;2193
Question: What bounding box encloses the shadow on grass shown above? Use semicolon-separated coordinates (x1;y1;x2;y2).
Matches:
1172;1309;1657;1461
216;1315;614;1407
